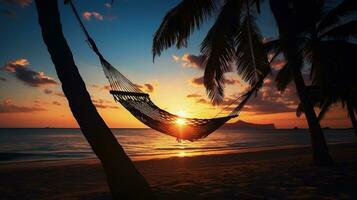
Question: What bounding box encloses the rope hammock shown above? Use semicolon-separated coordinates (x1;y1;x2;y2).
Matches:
68;1;259;141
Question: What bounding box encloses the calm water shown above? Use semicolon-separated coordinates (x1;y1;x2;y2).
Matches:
0;128;355;163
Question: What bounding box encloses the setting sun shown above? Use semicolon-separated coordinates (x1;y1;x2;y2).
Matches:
176;118;186;125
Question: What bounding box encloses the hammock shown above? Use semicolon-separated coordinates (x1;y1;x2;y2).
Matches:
69;1;258;141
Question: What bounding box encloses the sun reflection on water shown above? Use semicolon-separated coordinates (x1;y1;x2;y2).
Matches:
178;151;186;157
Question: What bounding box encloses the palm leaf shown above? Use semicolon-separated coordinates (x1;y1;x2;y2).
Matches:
235;8;270;86
274;63;292;91
319;20;357;40
317;0;357;34
201;0;243;104
152;0;217;60
317;99;333;121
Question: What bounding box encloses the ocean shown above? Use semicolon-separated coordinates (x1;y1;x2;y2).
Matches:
0;128;355;163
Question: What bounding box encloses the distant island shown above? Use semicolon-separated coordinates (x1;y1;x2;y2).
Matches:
222;120;276;130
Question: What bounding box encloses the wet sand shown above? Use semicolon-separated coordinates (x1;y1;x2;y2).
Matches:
1;143;357;200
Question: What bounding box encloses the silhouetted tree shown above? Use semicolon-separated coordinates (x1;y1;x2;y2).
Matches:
269;0;357;135
152;0;335;165
35;0;155;199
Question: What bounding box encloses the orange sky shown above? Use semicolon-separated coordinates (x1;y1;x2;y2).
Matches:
0;57;352;129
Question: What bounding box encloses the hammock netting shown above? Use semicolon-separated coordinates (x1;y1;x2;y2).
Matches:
102;58;244;141
69;1;257;141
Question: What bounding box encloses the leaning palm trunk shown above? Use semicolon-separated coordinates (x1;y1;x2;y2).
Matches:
269;0;333;165
347;101;357;136
35;0;155;199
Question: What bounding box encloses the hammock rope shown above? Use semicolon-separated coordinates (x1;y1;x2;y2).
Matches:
68;1;258;141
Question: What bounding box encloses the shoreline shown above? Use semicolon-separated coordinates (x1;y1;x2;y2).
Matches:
0;141;354;165
0;142;355;166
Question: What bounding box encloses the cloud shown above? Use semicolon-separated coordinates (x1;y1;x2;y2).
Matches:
0;0;32;7
0;99;45;113
92;98;118;109
189;76;204;86
0;77;6;81
172;55;180;62
91;81;158;93
104;3;111;8
186;94;211;104
43;88;53;94
189;76;240;87
2;58;58;87
173;53;206;70
52;101;61;106
242;78;298;114
186;94;202;98
82;11;104;21
187;77;299;114
270;58;286;70
43;88;65;97
133;81;159;93
102;85;111;91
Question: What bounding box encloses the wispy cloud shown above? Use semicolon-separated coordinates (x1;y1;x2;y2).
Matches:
172;53;206;70
52;101;61;106
134;82;158;93
104;3;112;9
82;11;104;21
92;98;118;109
189;76;240;87
95;81;158;93
187;77;298;115
2;58;58;87
0;98;45;113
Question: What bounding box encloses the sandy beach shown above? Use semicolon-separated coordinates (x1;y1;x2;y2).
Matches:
0;143;356;200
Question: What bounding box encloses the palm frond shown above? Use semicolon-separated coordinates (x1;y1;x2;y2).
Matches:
319;20;357;40
201;0;243;104
317;99;333;121
296;102;304;117
317;0;357;34
235;9;270;86
274;63;292;92
152;0;217;60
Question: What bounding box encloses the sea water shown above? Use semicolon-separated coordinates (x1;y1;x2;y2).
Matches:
0;128;355;162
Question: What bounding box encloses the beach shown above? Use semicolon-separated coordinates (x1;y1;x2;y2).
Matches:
1;142;356;200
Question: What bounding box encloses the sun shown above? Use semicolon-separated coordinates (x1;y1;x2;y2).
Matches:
176;118;186;125
175;110;187;125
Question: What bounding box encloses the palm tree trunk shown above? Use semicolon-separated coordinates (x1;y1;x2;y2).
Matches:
347;101;357;136
269;0;333;165
34;0;155;199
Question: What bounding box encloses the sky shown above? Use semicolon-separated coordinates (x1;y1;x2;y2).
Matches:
0;0;352;128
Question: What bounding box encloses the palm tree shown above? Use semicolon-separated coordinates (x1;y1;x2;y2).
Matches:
296;85;357;135
153;0;270;104
269;0;357;135
152;0;334;165
268;0;335;165
35;0;155;199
